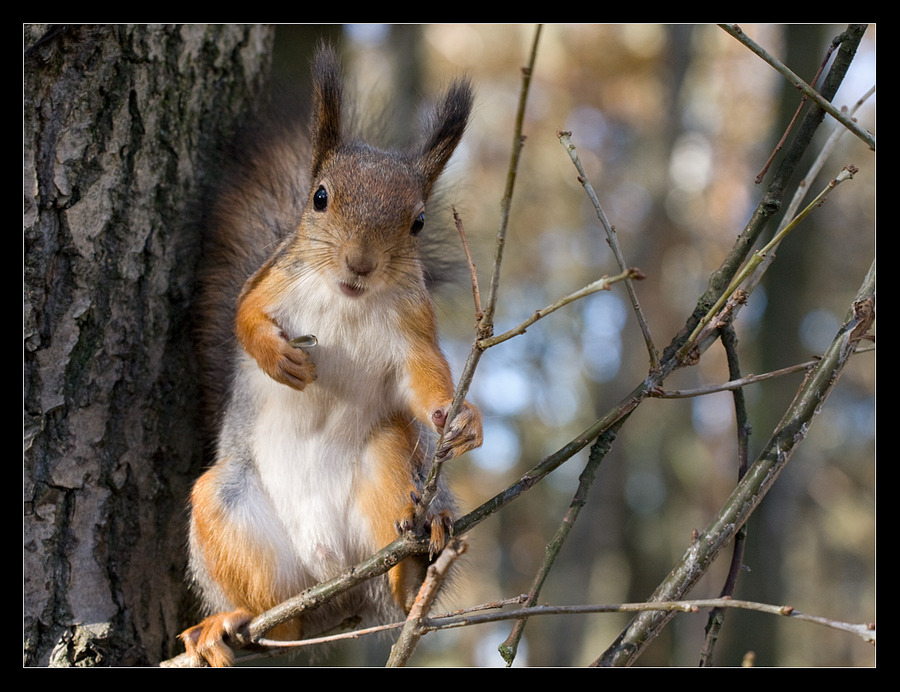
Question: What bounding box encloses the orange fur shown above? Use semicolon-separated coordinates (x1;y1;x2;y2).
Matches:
182;466;303;665
402;298;456;421
235;265;316;391
190;467;283;615
401;297;484;458
357;415;428;610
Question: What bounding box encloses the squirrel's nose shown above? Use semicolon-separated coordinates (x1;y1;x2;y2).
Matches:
344;251;376;278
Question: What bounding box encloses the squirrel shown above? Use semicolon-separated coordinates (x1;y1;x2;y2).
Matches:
180;45;482;667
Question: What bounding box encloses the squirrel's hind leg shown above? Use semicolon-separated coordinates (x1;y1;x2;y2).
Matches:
357;415;453;612
183;463;302;666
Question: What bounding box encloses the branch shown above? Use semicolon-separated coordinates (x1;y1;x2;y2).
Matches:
699;325;751;666
671;23;866;367
743;83;875;296
498;419;627;665
557;130;659;368
679;165;856;361
453;384;642;536
452;208;483;323
477;267;644;350
386;537;468;666
427;598;876;646
595;261;875;666
481;24;544;331
718;24;874;150
651;358;820;398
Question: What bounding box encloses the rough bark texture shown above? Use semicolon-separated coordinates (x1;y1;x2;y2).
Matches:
24;24;275;666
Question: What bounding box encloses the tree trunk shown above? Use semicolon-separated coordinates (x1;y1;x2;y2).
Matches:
24;24;275;666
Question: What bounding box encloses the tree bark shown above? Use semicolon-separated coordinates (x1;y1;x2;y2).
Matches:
24;24;275;666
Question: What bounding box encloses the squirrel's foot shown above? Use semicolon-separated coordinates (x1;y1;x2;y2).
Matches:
433;401;483;461
180;609;253;667
398;494;454;559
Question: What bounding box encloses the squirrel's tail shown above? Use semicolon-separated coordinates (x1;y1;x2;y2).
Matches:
193;103;313;433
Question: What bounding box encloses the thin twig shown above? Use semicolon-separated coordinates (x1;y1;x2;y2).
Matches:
498;420;626;665
426;598;876;646
414;23;543;521
477;267;644;350
652;359;820;398
452;208;483;324
679;165;856;362
387;537;468;666
482;24;544;330
743;84;875;296
754;36;837;183
784;84;873;221
453;385;642;537
699;325;751;666
719;24;874;151
558;130;659;369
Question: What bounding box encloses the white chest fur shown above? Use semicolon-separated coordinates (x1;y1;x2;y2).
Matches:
242;276;412;583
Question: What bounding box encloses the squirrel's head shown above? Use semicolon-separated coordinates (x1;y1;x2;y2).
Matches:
298;45;473;300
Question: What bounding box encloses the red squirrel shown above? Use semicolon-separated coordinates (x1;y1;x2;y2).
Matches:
180;45;482;667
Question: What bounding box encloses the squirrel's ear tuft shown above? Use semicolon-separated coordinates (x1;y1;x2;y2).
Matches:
418;78;473;195
309;44;344;178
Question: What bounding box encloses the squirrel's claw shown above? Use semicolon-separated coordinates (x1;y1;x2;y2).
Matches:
396;500;454;559
180;609;253;668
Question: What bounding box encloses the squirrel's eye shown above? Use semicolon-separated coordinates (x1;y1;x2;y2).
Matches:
313;185;328;211
410;212;425;236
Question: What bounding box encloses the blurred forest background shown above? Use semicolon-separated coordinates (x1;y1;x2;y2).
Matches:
268;24;875;667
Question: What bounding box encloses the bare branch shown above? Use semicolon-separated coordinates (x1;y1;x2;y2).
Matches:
481;24;545;331
719;24;874;150
596;261;875;666
452;208;483;325
557;130;659;368
428;598;876;646
414;23;544;523
679;165;856;362
651;359;820;398
477;267;644;350
387;537;468;666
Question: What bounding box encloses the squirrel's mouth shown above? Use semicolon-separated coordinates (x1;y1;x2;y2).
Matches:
339;281;366;298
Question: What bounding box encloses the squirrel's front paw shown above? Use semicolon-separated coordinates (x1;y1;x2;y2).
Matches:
251;329;316;390
180;609;253;667
273;334;317;389
433;401;483;461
